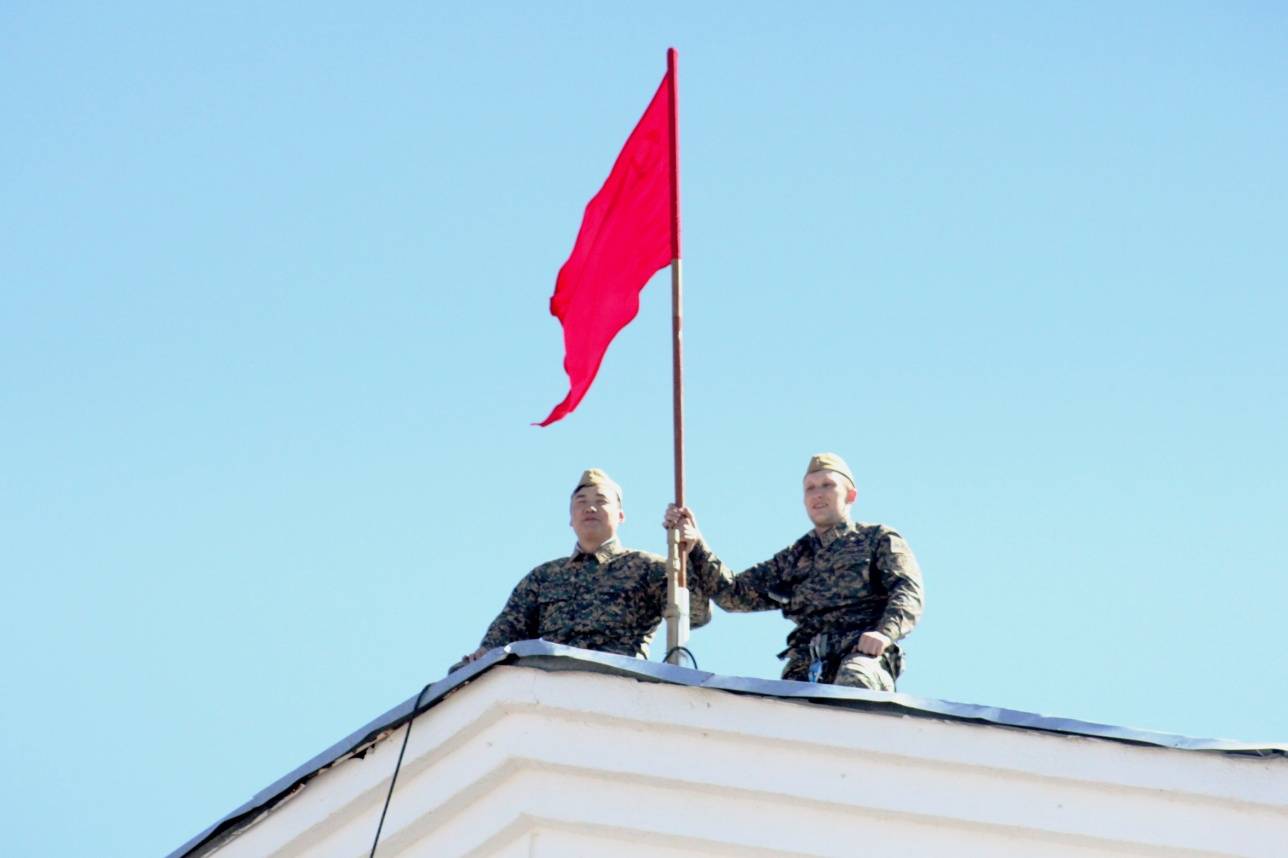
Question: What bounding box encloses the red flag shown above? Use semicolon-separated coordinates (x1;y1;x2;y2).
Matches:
536;60;678;427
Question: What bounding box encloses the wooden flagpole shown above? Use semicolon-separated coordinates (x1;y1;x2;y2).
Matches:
663;47;690;665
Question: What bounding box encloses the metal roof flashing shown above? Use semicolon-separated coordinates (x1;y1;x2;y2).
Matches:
167;641;1287;858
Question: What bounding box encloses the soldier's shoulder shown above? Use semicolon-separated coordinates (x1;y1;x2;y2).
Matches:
527;555;573;579
619;547;667;567
856;522;916;556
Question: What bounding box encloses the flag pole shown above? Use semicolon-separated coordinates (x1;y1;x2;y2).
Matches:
663;47;691;666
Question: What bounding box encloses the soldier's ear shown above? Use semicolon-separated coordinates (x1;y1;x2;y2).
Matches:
845;487;858;504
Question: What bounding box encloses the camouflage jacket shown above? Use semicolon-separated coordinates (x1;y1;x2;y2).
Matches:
480;538;712;659
689;520;923;655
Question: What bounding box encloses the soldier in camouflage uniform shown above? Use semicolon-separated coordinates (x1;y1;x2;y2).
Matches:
456;468;711;669
665;453;923;690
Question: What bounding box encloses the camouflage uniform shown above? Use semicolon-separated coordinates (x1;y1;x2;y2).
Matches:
479;537;712;659
689;521;923;689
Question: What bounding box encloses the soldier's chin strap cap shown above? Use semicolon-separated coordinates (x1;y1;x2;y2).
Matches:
574;468;623;505
806;453;856;490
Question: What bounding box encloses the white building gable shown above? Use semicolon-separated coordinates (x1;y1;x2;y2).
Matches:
173;644;1287;858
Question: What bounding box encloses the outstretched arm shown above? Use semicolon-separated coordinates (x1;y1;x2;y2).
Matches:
664;504;787;613
455;571;541;669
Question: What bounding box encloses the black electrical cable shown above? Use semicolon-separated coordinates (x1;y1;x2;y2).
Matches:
369;680;435;858
662;646;698;671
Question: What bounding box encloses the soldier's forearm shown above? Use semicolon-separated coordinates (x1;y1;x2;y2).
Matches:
480;615;529;649
875;598;921;642
687;542;783;614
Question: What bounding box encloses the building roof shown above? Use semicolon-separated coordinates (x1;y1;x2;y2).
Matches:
168;640;1288;858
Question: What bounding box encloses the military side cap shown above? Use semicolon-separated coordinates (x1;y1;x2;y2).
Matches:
573;468;623;504
806;452;855;489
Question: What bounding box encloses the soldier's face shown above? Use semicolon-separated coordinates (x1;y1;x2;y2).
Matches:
803;470;855;530
570;485;624;547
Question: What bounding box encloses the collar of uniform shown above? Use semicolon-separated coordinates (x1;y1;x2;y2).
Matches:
813;520;857;548
570;536;625;563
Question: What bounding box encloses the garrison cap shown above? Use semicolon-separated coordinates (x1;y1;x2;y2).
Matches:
573;468;623;504
806;453;855;489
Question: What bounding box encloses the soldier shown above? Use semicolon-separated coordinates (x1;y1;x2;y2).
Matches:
456;468;710;669
664;453;923;690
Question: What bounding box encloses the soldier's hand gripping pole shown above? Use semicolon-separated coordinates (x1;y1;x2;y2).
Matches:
665;526;690;664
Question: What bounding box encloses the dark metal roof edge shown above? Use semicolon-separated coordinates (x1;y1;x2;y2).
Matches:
168;642;1287;858
165;647;516;858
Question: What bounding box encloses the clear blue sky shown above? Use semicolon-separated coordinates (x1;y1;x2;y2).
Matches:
3;3;1285;855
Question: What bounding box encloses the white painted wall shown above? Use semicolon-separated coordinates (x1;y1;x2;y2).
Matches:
202;665;1287;858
